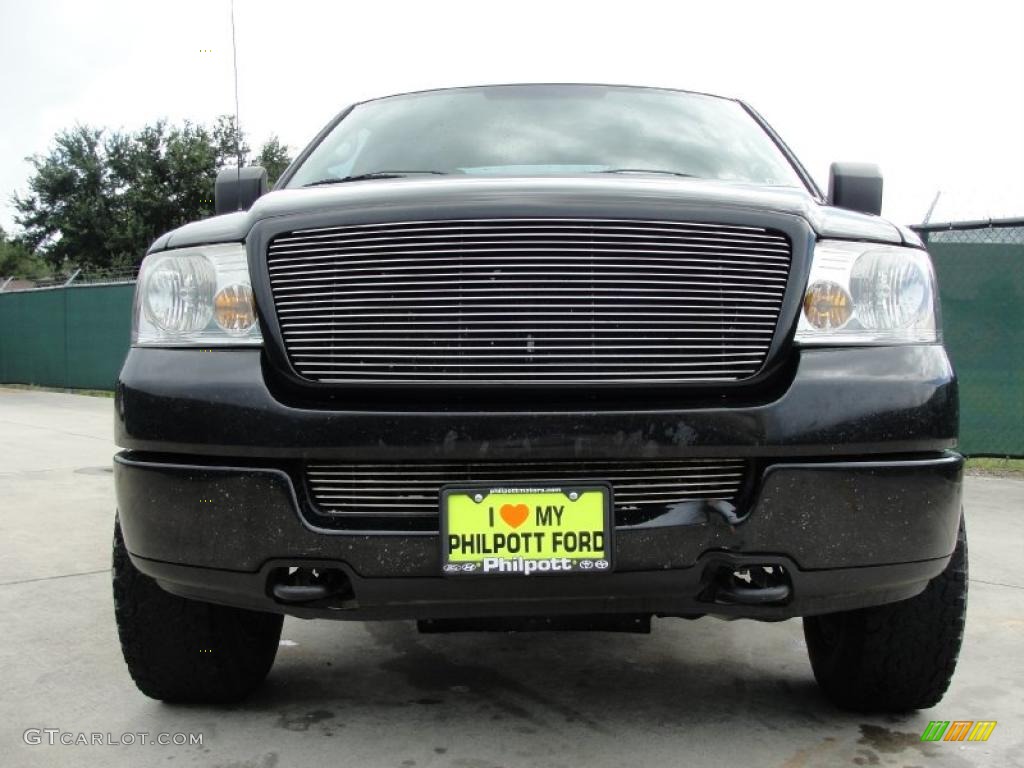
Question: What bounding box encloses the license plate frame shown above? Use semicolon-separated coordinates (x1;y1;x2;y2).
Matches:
439;482;613;577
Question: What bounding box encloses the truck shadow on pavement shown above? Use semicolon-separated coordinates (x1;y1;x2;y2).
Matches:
187;619;954;767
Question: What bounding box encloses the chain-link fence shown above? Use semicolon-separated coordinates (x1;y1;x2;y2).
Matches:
921;220;1024;246
0;265;138;292
915;218;1024;456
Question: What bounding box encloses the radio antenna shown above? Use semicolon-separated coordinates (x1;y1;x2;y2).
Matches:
230;0;242;184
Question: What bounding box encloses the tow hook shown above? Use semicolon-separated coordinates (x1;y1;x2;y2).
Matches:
702;563;792;606
269;566;356;607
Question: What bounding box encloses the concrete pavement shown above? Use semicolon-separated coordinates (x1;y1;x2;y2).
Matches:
1;388;1022;767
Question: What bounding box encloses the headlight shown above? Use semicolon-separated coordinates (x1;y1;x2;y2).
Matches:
795;240;938;345
133;243;262;346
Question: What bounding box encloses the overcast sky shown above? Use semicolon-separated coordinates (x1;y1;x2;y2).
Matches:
1;0;1021;231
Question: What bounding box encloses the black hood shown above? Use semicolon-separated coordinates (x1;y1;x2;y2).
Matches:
149;175;906;253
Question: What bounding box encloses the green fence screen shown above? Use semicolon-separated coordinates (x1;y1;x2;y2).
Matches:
0;283;134;390
920;221;1024;456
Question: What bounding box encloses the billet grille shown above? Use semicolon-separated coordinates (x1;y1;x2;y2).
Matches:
305;459;747;518
266;218;792;384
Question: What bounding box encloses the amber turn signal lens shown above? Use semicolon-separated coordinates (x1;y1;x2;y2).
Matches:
803;280;852;330
213;284;257;335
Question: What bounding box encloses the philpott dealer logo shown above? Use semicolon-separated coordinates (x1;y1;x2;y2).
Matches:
920;720;997;742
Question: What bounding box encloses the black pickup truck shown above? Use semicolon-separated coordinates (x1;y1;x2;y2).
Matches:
112;84;966;711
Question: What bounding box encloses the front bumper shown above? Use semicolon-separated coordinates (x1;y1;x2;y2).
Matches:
114;344;962;621
115;451;962;621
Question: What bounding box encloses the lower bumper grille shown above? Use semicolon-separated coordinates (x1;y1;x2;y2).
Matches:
304;459;747;520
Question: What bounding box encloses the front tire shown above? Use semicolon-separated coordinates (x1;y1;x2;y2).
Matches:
112;518;283;703
803;515;968;712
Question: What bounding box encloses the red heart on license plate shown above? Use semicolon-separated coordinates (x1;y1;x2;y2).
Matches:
499;503;530;528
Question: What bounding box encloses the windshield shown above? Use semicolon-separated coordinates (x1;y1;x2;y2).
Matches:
286;85;806;189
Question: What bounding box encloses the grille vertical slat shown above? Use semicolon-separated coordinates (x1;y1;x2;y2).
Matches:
266;218;791;384
305;459;747;519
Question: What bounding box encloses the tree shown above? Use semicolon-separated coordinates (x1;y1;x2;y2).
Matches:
107;120;219;251
12;126;119;269
10;115;276;270
253;136;293;187
212;114;250;169
0;226;49;278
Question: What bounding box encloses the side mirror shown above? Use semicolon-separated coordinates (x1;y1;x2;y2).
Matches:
215;166;268;215
827;162;883;216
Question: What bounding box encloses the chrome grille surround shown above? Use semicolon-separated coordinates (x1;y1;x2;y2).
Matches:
305;458;747;519
265;218;792;384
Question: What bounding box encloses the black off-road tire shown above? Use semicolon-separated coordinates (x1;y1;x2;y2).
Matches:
803;515;968;712
112;518;283;703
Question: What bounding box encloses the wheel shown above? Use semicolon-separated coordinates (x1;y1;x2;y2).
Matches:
112;517;283;703
803;515;967;712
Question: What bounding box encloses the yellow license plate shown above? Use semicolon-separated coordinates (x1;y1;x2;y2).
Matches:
440;484;612;576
